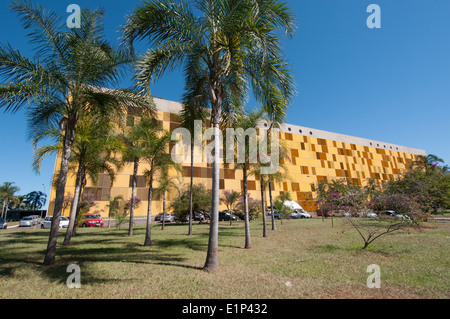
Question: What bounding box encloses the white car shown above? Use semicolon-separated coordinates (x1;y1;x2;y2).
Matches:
41;216;70;229
19;216;36;227
293;209;311;219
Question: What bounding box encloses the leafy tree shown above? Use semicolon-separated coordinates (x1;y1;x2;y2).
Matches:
170;184;211;222
123;0;296;271
0;1;148;265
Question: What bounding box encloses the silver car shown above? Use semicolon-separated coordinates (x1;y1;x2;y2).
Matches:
41;216;70;229
19;216;36;227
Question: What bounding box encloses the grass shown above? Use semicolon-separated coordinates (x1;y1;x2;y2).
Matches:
0;218;449;299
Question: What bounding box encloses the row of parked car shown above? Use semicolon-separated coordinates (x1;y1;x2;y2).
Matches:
316;209;412;220
9;214;105;229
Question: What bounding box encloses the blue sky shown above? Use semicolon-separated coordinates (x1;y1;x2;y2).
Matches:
0;0;449;209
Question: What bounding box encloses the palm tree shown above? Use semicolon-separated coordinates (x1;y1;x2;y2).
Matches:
123;0;296;271
0;182;20;219
31;112;123;245
0;1;149;265
24;191;47;210
140;121;173;246
154;167;181;231
231;108;266;248
252;167;269;237
220;190;241;226
105;195;124;228
276;191;292;225
119;112;159;237
179;97;209;236
411;154;446;173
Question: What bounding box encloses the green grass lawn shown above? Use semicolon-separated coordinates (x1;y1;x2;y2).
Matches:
0;218;448;299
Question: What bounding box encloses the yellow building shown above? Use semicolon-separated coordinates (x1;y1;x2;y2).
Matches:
48;97;426;217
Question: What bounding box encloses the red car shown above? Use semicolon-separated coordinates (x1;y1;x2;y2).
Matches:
80;214;104;227
316;211;332;217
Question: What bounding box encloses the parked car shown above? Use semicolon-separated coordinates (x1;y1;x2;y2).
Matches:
41;216;70;229
0;217;7;229
29;215;41;224
316;211;332;217
80;214;104;227
218;211;239;221
379;210;410;220
293;209;312;219
19;216;37;227
155;213;175;223
364;210;378;219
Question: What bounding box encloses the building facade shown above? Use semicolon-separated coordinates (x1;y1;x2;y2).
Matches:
48;97;426;217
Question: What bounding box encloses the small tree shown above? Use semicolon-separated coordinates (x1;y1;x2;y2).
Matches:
220;190;241;226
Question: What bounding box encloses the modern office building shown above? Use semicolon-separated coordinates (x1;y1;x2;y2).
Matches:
48;97;426;217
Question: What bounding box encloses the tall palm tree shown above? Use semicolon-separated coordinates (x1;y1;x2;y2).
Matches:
123;0;295;271
0;182;20;219
232;108;266;248
154;167;181;231
0;1;149;265
179;98;209;236
23;191;47;210
140;123;174;246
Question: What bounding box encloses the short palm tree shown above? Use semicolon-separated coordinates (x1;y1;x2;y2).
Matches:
411;154;446;173
220;190;241;226
123;0;296;271
154;166;182;231
141;125;174;246
0;1;150;265
32;112;123;245
119;114;160;237
105;195;124;228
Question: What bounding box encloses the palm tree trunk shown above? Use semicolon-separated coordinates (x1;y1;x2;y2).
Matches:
260;175;267;237
1;202;6;220
161;192;166;230
188;140;194;235
144;164;154;246
128;158;139;236
63;160;85;245
72;181;84;237
204;120;220;271
243;164;252;249
269;178;276;231
44;120;75;265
